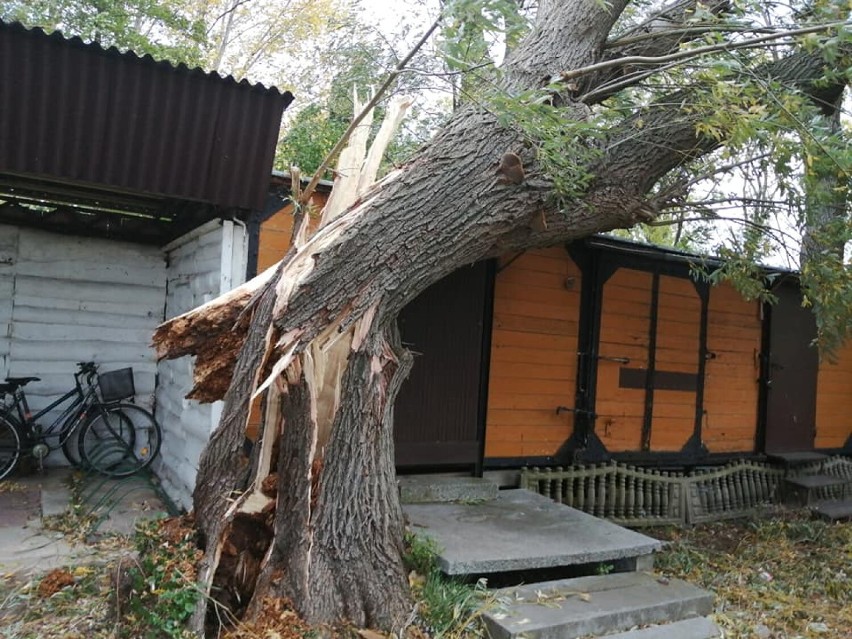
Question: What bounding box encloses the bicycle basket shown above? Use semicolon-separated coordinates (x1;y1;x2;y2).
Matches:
98;367;135;402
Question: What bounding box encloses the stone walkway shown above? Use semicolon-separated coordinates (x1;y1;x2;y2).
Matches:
0;467;170;576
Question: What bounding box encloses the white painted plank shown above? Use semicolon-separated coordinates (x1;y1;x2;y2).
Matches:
12;341;156;363
12;306;159;329
156;221;238;507
11;323;153;343
14;277;164;306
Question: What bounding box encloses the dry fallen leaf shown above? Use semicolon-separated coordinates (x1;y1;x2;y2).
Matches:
37;569;75;597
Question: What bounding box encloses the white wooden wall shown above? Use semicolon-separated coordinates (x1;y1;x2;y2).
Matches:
0;224;166;463
155;220;248;510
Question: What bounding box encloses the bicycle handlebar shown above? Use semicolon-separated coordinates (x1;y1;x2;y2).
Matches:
76;362;98;374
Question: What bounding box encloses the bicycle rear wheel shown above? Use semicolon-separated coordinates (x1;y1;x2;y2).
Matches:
0;416;23;480
78;404;162;477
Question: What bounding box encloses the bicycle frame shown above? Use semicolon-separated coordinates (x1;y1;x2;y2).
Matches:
6;371;100;451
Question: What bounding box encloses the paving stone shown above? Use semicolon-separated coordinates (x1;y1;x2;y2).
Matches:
0;486;40;527
482;572;714;639
403;489;660;575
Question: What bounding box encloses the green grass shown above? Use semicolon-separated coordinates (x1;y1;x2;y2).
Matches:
403;531;500;638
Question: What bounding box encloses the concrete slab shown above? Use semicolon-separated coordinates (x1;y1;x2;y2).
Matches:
398;475;498;504
0;486;40;527
785;474;851;507
786;474;850;489
403;489;661;576
482;572;714;639
39;471;75;517
88;479;169;536
0;467;170;576
602;616;720;638
0;525;99;576
766;452;827;467
812;498;852;521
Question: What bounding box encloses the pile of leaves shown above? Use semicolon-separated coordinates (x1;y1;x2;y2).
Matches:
219;596;314;639
652;510;851;638
0;564;116;639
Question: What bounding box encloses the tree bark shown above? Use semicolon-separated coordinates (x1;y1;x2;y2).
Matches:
248;313;413;629
150;1;848;635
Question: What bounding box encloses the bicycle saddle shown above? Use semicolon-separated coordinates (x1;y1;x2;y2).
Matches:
5;376;40;387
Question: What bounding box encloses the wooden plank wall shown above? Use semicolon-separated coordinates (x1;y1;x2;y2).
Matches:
815;341;852;449
650;276;701;451
256;195;327;273
0;224;166;467
484;247;582;458
156;220;247;509
595;268;652;452
703;282;761;452
6;226;164;403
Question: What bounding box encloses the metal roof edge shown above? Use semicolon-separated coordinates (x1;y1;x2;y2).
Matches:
583;235;798;277
270;170;335;192
0;18;293;102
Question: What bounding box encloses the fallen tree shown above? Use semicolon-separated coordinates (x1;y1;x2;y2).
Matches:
152;0;849;635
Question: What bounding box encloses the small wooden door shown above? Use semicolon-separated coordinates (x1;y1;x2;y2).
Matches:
764;283;818;453
394;262;490;469
593;268;703;453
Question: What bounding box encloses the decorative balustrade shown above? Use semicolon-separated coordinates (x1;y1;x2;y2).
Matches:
519;457;847;526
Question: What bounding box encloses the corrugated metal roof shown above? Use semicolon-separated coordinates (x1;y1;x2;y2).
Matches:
0;20;294;211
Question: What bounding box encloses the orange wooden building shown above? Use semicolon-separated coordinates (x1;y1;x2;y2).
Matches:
254;191;851;471
397;238;850;470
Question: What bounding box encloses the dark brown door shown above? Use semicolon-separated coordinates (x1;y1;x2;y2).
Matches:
764;283;818;453
394;262;490;469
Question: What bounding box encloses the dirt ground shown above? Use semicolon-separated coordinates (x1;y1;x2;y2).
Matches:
649;508;851;639
1;507;848;638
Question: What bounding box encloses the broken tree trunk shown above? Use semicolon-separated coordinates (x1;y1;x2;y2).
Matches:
151;1;847;635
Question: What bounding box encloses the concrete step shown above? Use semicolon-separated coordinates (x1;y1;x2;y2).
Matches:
767;451;828;467
397;475;498;504
785;474;852;506
812;498;852;521
786;474;851;489
601;616;721;638
403;490;660;576
482;571;714;639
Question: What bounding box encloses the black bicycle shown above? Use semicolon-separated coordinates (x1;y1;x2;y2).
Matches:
0;362;162;480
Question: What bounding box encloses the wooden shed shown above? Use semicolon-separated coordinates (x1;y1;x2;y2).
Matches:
254;205;851;472
396;238;852;469
0;20;292;507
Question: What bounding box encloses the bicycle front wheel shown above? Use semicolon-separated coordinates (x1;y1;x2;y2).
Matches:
78;404;162;477
0;416;23;480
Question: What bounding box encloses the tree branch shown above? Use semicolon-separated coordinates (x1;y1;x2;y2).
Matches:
563;20;846;83
298;14;443;206
606;24;780;50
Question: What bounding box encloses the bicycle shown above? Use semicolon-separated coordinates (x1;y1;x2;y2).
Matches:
0;362;162;480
